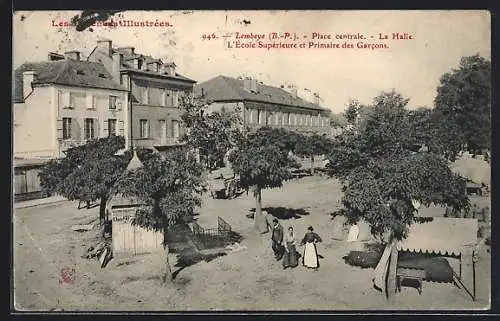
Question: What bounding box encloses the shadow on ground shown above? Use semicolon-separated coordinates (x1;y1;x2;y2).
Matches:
249;207;310;220
173;251;228;279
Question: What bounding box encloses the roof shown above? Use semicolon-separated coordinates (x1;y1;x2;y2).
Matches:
111;48;195;83
397;218;478;256
195;75;330;111
121;68;196;83
13;59;126;103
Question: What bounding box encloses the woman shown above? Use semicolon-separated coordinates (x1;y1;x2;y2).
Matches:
282;226;299;269
301;226;323;270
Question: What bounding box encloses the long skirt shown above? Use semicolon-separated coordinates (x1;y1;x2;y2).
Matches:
303;242;319;268
282;243;298;268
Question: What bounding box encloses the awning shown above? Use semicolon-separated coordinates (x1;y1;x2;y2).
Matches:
397;218;478;256
451;155;490;187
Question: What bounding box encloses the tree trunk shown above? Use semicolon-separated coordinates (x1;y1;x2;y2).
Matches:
161;239;173;283
311;156;315;175
162;220;173;283
99;195;108;223
254;186;262;218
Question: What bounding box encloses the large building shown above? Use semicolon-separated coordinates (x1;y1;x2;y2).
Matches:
88;39;197;151
13;51;130;201
13;51;129;159
194;75;332;135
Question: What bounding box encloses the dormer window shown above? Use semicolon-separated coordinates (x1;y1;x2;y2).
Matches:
76;70;85;75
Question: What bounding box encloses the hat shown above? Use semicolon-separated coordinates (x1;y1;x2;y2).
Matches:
307;226;314;231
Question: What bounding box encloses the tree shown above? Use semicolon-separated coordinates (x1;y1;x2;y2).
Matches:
327;91;470;241
294;133;333;174
181;97;243;170
344;98;361;126
117;149;205;283
434;54;491;159
228;128;299;230
39;135;130;222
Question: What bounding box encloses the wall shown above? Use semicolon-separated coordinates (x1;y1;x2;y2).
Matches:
129;76;193;149
55;85;128;157
13;86;56;158
243;101;332;135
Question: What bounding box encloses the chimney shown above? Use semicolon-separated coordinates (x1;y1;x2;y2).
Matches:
243;77;252;91
23;71;37;99
97;39;112;56
250;78;258;93
288;85;297;99
112;52;122;83
164;62;176;75
313;93;320;105
64;51;80;61
48;52;64;61
117;46;134;55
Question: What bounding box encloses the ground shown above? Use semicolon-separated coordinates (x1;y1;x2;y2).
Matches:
13;175;491;311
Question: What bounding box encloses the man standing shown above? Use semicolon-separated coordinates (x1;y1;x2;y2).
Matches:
271;218;284;260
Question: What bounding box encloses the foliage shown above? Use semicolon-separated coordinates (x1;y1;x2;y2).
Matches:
229;128;299;191
117;149;205;231
433;54;491;159
344;98;361;125
327;91;470;241
180;96;244;170
39;135;129;221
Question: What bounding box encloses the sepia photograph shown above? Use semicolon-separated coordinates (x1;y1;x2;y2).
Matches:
12;10;491;312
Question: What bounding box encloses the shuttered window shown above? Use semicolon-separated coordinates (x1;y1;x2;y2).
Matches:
84;118;96;139
63;117;72;139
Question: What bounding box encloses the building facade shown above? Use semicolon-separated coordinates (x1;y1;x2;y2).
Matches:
13;51;129;160
194;76;332;136
88;39;196;151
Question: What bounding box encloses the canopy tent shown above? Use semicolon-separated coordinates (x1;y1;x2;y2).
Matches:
451;155;490;187
373;218;479;300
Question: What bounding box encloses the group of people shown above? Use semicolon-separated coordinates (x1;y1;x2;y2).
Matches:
260;211;323;270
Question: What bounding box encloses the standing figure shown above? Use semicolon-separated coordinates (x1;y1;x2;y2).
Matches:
301;226;323;270
271;219;284;260
282;226;299;269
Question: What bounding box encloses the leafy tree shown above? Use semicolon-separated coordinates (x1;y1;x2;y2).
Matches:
434;54;491;159
117;149;205;283
228;128;299;229
327;91;470;241
181;97;243;170
294;133;333;174
39;135;130;222
344;98;361;126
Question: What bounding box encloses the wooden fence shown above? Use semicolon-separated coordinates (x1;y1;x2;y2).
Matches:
14;165;46;202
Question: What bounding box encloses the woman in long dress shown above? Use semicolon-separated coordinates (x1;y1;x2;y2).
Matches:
301;226;322;269
282;227;299;269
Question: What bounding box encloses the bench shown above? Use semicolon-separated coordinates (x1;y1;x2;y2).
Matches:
396;267;426;295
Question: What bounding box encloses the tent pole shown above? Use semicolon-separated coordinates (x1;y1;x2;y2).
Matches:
472;250;476;301
459;254;462;279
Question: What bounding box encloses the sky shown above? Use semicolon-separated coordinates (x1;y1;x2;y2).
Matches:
12;10;491;113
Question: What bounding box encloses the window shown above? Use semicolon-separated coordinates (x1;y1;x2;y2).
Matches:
257;110;264;125
137;59;143;70
84;118;95;140
172;91;179;107
69;92;76;108
109;96;117;109
108;119;117;136
172;120;180;138
159;120;167;139
140;119;149;138
62;118;72;139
